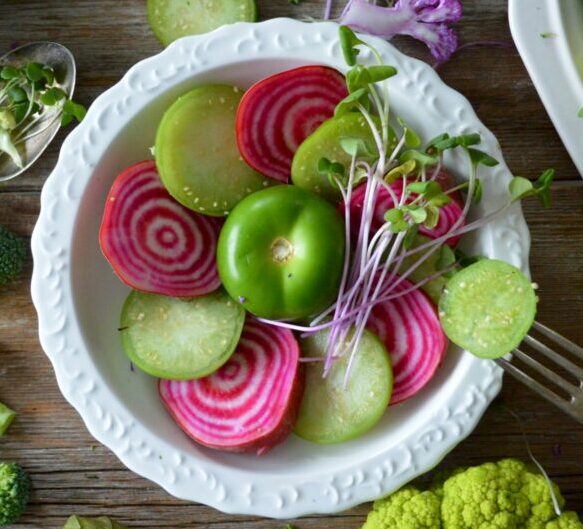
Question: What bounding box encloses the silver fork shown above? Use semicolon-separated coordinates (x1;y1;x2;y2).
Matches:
495;321;583;424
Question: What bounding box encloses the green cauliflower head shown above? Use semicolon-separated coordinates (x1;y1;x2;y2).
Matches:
362;486;442;529
544;512;583;529
0;462;31;527
0;226;26;286
441;459;564;529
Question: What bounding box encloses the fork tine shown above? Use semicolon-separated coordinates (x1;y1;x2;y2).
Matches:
512;349;579;395
532;321;583;361
495;358;579;420
523;334;583;381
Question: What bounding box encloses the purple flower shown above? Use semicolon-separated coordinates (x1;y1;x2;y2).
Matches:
340;0;463;62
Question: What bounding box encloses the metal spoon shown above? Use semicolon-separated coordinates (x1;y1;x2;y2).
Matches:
0;42;76;183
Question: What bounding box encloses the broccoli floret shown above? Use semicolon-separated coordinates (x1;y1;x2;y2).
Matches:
0;226;26;286
0;403;16;437
63;515;129;529
0;462;31;527
362;486;442;529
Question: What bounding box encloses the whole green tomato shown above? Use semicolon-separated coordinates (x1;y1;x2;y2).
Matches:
217;185;345;321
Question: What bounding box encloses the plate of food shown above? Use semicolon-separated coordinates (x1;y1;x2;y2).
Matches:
31;18;543;518
509;0;583;177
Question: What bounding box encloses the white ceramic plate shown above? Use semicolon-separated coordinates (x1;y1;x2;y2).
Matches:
31;19;529;518
509;0;583;177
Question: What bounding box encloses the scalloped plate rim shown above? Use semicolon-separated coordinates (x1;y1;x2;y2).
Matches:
31;18;528;518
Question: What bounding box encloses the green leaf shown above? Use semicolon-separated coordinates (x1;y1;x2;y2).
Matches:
25;62;44;82
467;148;499;167
424;204;441;229
318;157;331;174
7;86;27;103
346;65;397;93
0;128;23;168
425;133;450;153
533;168;554;208
385;159;417;183
473;178;483;204
397;117;421;147
384;208;408;233
407;180;441;196
61;111;74;127
11;102;28;123
42;66;55;85
509;176;533;201
578;107;583;118
368;65;397;83
435;245;456;271
0;65;20;80
40;87;66;106
334;87;370;117
339;25;365;66
405;204;427;224
339;136;376;158
399;149;439;167
403;224;419;250
0;109;17;130
432;133;481;152
59;100;86;125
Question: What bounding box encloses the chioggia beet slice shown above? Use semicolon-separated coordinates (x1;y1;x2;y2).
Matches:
347;171;465;247
99;160;221;297
159;318;304;455
236;66;348;182
367;277;447;404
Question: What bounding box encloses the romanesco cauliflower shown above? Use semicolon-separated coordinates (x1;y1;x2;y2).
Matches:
362;459;579;529
362;487;441;529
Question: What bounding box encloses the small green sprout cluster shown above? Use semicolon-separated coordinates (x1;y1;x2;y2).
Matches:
0;61;86;169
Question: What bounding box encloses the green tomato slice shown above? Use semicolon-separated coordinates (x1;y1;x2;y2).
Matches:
294;328;393;444
291;113;396;202
439;259;537;359
120;290;245;379
155;85;271;217
148;0;257;47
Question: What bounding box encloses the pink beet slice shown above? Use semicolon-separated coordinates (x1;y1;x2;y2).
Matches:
100;160;221;297
347;171;465;247
236;65;349;183
367;277;447;404
159;318;304;455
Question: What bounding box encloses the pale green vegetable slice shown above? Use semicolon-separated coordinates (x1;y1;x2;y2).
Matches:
120;290;245;379
291;113;396;202
295;328;392;444
155;85;271;216
439;259;537;359
148;0;257;46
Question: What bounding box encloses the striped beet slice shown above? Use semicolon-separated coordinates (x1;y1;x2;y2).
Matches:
100;160;221;297
236;65;349;182
347;171;465;247
159;318;304;455
367;278;447;404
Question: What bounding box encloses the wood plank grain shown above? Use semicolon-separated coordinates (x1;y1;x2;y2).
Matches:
0;0;580;194
1;1;583;527
1;183;583;528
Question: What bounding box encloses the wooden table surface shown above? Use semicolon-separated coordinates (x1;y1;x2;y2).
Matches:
1;1;583;528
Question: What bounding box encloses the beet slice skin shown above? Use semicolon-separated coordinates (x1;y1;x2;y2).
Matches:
159;318;304;455
236;65;349;183
99;160;221;297
346;172;465;247
367;277;447;404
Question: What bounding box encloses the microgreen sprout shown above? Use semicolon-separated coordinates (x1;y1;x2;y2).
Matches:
0;61;86;169
260;27;555;386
